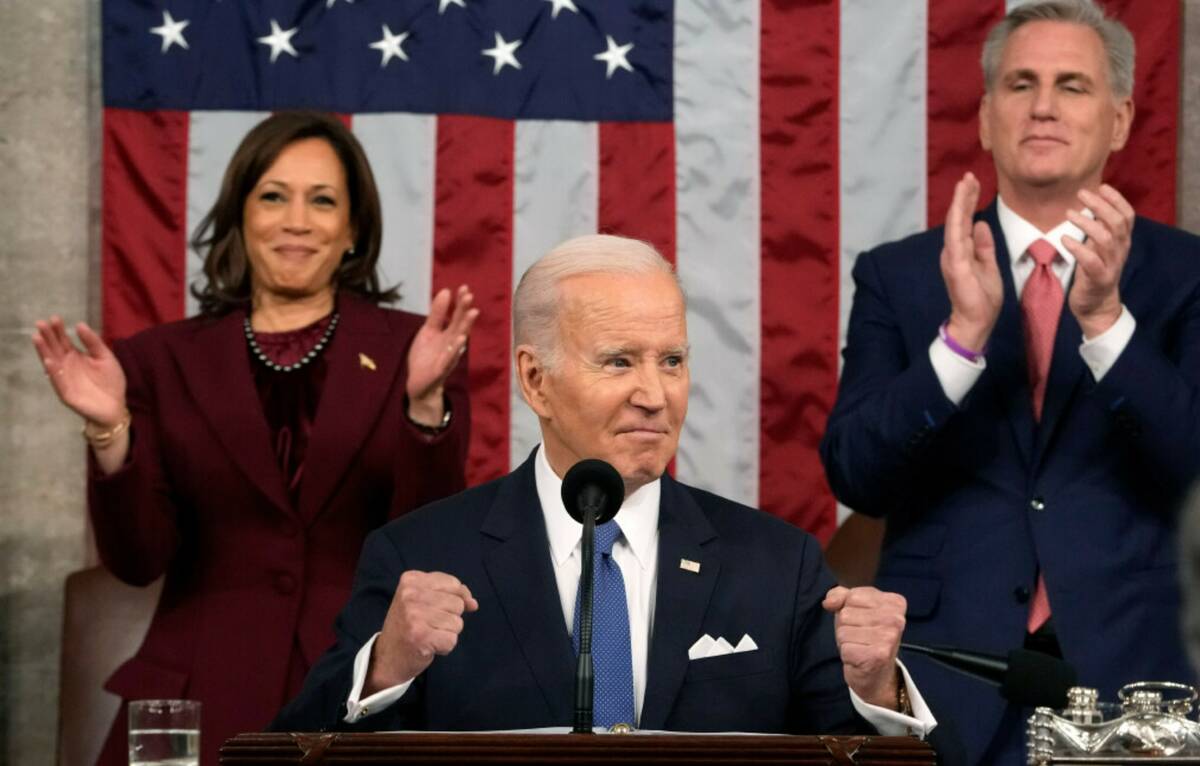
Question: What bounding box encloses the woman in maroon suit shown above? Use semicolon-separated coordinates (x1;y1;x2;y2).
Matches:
32;112;476;765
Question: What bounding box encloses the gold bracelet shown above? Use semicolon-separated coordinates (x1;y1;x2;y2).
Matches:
896;666;914;720
82;409;131;449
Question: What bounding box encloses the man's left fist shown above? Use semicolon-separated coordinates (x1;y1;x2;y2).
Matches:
823;586;907;710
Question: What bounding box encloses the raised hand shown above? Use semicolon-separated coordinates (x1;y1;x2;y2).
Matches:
941;173;1004;352
31;316;127;427
823;585;907;711
1064;184;1133;338
405;285;478;427
365;570;479;694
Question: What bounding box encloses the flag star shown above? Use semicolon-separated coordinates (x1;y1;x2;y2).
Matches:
482;31;522;75
543;0;579;19
149;10;189;53
594;35;634;79
370;24;410;67
257;19;300;64
326;0;353;7
438;0;466;14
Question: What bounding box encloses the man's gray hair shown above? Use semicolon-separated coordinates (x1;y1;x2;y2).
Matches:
982;0;1135;99
512;234;678;370
1182;482;1200;673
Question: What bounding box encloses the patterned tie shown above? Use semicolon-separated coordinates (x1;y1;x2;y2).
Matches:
1021;238;1062;633
572;520;636;728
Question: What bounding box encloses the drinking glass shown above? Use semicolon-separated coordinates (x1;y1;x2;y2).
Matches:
128;699;200;766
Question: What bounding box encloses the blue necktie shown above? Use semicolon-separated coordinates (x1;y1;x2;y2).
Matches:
572;520;636;728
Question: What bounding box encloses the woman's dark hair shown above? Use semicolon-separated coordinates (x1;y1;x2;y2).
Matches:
190;111;397;315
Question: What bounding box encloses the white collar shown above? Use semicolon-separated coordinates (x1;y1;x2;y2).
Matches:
534;444;660;573
996;194;1085;267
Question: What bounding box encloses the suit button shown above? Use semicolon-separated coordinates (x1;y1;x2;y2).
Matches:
274;573;297;595
1014;586;1031;604
1030;497;1046;512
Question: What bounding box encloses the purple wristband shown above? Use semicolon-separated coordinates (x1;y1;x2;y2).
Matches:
939;321;987;363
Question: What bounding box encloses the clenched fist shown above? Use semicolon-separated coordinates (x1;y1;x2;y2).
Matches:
365;570;479;695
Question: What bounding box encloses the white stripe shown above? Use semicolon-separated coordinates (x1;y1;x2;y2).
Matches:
354;114;437;315
838;0;928;521
185;111;269;317
672;0;761;507
509;120;599;469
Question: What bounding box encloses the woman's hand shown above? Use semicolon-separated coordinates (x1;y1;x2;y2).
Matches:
406;286;478;427
32;316;128;427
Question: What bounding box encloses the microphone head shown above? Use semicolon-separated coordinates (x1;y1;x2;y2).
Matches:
1002;648;1078;708
561;459;625;525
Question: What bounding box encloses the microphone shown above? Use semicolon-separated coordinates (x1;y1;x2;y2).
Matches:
560;459;625;734
901;642;1077;708
561;459;624;526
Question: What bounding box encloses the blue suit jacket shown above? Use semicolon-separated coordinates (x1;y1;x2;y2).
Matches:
272;453;869;735
820;203;1200;763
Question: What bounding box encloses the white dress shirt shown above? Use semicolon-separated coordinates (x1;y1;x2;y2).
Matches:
929;195;1137;405
344;445;934;736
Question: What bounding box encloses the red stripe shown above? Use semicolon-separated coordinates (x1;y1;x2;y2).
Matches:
1102;2;1179;224
759;0;840;542
432;115;514;487
926;1;1005;227
101;108;190;341
598;122;677;265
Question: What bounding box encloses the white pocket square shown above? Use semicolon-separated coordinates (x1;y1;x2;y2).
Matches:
688;633;758;660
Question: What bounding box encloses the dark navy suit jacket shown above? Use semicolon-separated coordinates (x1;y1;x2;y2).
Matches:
273;453;876;736
820;203;1200;764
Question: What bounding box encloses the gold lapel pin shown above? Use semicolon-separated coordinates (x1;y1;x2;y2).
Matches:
358;352;377;371
679;558;701;574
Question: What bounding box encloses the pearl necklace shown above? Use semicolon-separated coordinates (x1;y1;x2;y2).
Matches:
244;313;340;373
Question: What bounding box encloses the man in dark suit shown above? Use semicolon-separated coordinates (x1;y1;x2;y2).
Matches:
820;2;1200;763
273;234;948;748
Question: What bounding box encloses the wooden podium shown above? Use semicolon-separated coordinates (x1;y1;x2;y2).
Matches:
221;731;936;764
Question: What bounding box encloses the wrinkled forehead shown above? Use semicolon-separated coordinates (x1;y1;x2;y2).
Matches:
557;271;688;347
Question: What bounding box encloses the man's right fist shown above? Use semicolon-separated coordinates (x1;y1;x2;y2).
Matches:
365;570;478;695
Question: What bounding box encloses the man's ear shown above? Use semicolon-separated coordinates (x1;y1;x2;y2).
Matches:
515;344;553;419
979;94;993;151
1109;97;1134;152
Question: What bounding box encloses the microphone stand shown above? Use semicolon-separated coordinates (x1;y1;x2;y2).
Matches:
573;505;596;733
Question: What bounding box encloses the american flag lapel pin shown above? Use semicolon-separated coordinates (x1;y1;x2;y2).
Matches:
359;352;377;371
680;558;701;574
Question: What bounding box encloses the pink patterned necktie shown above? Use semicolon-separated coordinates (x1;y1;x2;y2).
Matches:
1021;238;1062;633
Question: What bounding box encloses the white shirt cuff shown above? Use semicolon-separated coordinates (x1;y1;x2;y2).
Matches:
343;632;414;723
1079;305;1136;382
929;337;985;407
848;660;936;738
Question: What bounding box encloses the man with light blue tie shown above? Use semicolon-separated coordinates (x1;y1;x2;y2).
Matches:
271;234;953;754
820;2;1200;764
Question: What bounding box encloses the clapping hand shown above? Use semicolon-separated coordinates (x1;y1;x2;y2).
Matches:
941;172;1004;352
405;285;479;427
1063;184;1133;338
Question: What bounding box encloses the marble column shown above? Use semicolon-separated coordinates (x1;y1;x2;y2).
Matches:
0;1;96;764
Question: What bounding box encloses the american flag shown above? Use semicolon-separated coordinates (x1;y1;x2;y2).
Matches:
100;0;1181;540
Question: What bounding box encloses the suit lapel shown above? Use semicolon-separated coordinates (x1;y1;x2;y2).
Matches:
299;294;405;522
639;476;719;730
979;206;1037;468
480;456;577;725
169;311;293;516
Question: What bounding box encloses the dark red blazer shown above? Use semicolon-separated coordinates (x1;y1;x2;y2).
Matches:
87;293;469;766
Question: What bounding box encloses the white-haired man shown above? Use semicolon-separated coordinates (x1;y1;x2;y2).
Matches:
821;1;1200;763
273;235;959;759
